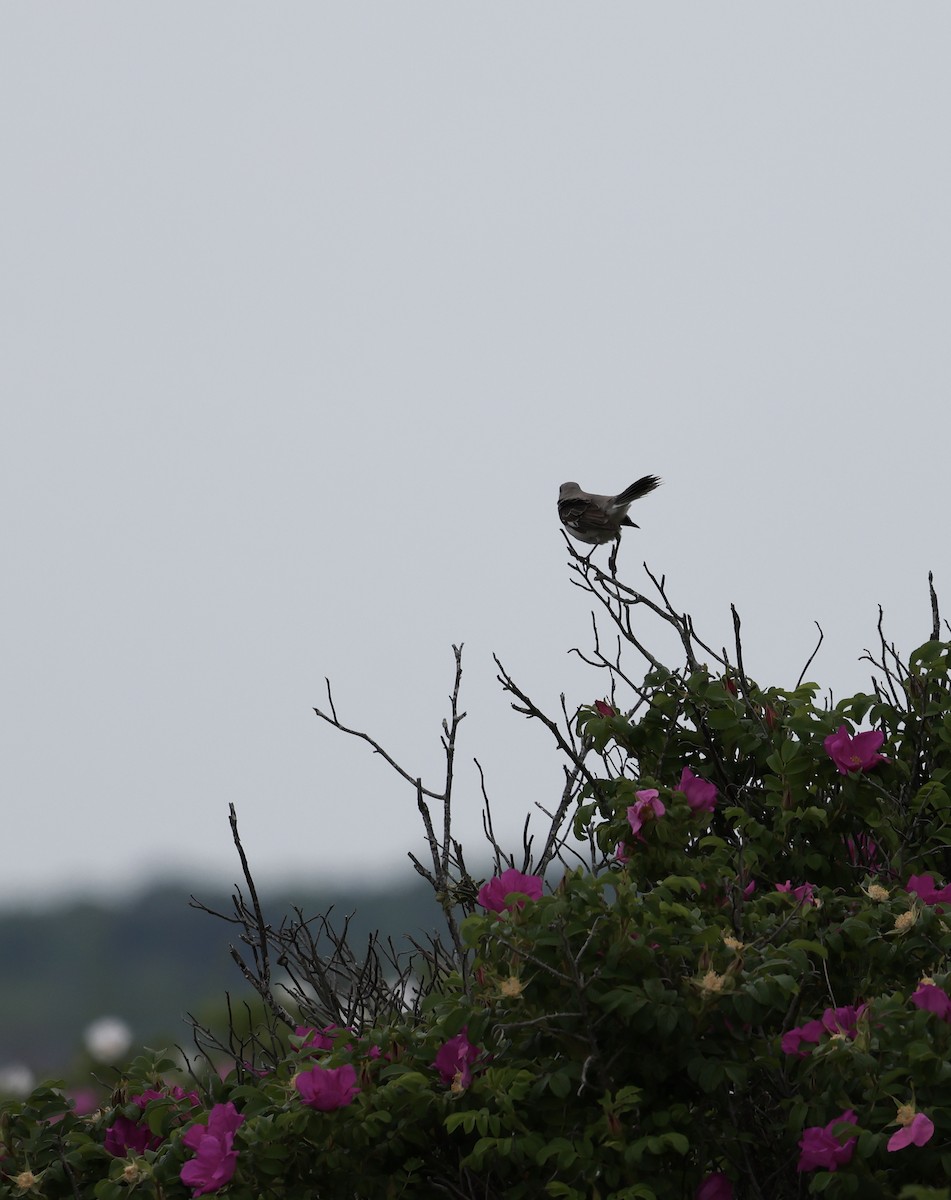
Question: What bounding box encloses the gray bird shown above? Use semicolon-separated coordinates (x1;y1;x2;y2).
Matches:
557;475;662;546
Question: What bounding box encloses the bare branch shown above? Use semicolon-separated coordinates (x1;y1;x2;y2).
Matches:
313;682;445;802
930;571;941;641
796;622;824;689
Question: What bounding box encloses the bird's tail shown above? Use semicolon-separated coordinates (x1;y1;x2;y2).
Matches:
614;474;662;505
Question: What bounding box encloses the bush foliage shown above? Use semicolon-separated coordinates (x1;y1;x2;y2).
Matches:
4;558;951;1200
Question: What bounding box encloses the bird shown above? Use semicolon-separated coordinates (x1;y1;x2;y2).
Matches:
557;475;662;547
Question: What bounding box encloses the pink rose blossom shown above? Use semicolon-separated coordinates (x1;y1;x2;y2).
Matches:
782;1005;866;1057
104;1113;161;1157
695;1171;733;1200
677;767;718;814
775;881;817;906
477;869;543;913
67;1088;100;1116
180;1103;244;1197
911;983;951;1022
824;725;887;774
293;1024;353;1052
820;1003;866;1038
781;1019;825;1057
294;1063;359;1111
434;1027;482;1090
594;700;616;717
104;1087;198;1157
626;790;665;839
887;1111;934;1151
797;1110;858;1172
906;874;951;905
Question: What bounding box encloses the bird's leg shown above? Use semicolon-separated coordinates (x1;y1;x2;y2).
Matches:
608;538;619;576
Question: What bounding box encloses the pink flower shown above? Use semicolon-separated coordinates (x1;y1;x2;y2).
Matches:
695;1171;733;1200
887;1111;935;1151
104;1113;161;1157
911;983;951;1022
477;869;544;913
824;725;887;774
180;1103;244;1196
626;790;665;839
434;1028;482;1090
797;1110;858;1172
104;1087;198;1157
781;1019;825;1057
775;880;817;906
594;700;616;717
294;1063;359;1111
906;874;951;905
677;767;718;814
67;1088;100;1116
782;1005;866;1057
821;1003;866;1037
293;1024;352;1052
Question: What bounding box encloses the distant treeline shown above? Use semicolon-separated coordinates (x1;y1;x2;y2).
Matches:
0;878;444;1075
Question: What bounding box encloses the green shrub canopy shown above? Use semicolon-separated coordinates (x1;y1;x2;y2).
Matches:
4;567;951;1200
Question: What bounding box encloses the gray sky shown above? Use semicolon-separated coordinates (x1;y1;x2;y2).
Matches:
2;5;949;906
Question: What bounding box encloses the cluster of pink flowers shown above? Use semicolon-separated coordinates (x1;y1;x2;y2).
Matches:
293;1024;345;1052
104;1086;199;1157
290;1021;383;1113
103;1087;244;1196
477;868;544;913
798;1105;936;1171
774;880;818;907
781;1004;867;1057
292;1023;383;1059
617;767;719;860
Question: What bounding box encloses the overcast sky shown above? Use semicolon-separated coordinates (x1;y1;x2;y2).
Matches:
2;5;949;908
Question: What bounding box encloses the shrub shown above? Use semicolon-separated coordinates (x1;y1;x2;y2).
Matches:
3;556;951;1200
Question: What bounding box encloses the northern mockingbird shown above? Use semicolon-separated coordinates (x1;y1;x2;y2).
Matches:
557;475;661;547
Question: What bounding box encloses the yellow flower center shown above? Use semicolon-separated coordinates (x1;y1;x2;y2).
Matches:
700;970;725;993
499;975;524;998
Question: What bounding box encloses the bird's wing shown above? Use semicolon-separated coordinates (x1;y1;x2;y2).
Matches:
557;496;617;534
